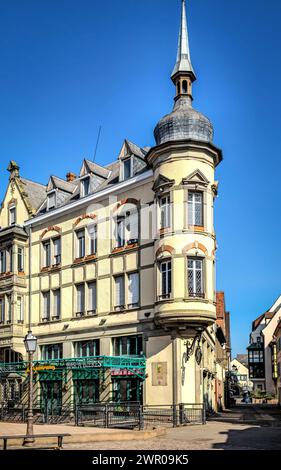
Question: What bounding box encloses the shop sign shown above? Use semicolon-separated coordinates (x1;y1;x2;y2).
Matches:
111;369;135;376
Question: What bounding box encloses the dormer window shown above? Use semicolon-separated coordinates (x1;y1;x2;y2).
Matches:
9;206;16;225
81;177;90;197
123;158;132;180
47;191;56;211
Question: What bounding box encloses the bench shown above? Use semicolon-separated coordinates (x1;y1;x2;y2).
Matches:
0;433;71;450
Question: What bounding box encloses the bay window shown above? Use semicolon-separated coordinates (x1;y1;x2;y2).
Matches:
159;260;172;300
17;246;24;272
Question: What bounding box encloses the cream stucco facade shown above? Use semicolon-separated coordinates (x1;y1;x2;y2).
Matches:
0;1;228;415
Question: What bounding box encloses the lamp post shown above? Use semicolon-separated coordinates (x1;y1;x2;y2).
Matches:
23;331;37;447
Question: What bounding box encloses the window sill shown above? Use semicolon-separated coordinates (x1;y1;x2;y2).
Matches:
40;264;61;273
0;272;13;279
159;227;171;235
111;243;138;255
39;318;61;324
188;225;205;232
18;271;25;277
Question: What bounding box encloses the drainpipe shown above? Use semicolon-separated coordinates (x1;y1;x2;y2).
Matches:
28;225;32;332
172;332;178;426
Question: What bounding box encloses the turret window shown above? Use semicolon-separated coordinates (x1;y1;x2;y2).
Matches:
182;80;188;94
159;195;171;229
159;260;172;300
188;191;203;226
187;258;204;298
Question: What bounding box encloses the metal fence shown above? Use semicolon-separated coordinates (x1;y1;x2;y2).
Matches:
76;403;206;428
0;402;206;428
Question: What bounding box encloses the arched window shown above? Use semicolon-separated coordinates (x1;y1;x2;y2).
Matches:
182;80;188;94
177;82;181;95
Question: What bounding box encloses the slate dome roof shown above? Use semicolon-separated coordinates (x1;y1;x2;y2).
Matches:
154;97;213;146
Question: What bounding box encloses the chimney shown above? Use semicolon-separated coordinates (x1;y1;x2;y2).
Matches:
66;172;76;182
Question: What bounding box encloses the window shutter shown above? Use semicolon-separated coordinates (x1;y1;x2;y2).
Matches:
115;276;124;306
54;290;60;317
128;273;139;305
77;285;85;312
88;282;96;311
127;211;138;241
54;239;60;256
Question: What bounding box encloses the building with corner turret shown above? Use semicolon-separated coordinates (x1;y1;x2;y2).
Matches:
0;1;226;416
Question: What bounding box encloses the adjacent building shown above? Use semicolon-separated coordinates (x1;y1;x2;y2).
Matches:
230;357;253;395
0;1;227;414
248;295;281;396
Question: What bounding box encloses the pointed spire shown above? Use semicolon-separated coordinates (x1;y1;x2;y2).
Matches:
171;0;196;82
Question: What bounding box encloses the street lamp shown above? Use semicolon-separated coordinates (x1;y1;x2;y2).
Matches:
23;331;37;447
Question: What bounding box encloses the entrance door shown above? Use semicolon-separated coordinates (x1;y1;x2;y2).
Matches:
41;381;62;415
74;380;99;405
112;378;142;403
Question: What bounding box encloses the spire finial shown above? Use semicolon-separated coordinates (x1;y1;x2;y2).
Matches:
171;0;196;84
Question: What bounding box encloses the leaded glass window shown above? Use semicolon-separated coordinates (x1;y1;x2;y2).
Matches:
188;191;203;226
187;258;204;297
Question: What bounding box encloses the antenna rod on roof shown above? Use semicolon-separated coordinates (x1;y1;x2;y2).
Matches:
93;125;102;163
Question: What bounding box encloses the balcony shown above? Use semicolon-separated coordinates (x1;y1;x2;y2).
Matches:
0;272;27;288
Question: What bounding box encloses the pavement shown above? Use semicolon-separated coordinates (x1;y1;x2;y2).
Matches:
0;422;166;449
1;404;281;450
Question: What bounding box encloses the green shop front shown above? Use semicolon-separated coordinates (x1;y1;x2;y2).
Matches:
0;355;146;414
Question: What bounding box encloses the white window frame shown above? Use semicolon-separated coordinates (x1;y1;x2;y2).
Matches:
76;229;85;259
188;191;203;226
159;259;172;300
42;291;51;321
122;157;133;180
81;176;90;198
17;246;24;272
0;249;6;274
76;284;85;316
9;206;16;225
53;289;61;319
0;297;5;323
42;240;51;267
88;224;97;255
187;257;204;298
47;191;57;211
159;194;171;229
87;281;97;315
127;272;139;309
17;296;24;323
114;275;125;310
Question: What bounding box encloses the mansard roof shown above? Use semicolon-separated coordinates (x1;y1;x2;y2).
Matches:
34;139;150;215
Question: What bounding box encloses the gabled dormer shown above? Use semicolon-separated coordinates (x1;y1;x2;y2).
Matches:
118;140;148;182
79;160;110;198
44;176;77;212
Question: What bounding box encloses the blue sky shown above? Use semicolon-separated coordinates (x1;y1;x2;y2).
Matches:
0;0;280;357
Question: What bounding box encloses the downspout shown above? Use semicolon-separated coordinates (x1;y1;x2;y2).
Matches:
28;224;32;332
